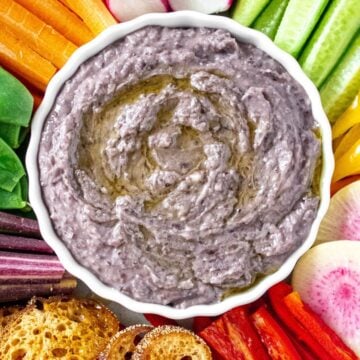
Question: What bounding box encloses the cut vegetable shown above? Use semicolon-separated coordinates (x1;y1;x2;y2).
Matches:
0;27;57;92
317;180;360;242
0;251;65;282
16;0;93;46
32;90;43;110
334;124;360;160
0;234;53;254
231;0;271;27
0;0;77;69
331;175;360;196
252;0;289;40
251;306;302;360
268;282;330;360
274;0;329;57
0;211;41;238
0;276;77;303
193;316;215;334
332;92;360;138
333;138;360;182
320;32;360;123
292;241;360;357
168;0;232;14
299;0;360;87
285;289;359;359
200;317;242;359
62;0;117;35
223;307;270;359
0;138;25;192
107;0;169;22
0;67;33;127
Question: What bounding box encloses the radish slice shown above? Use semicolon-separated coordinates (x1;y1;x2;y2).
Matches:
106;0;169;22
317;180;360;243
168;0;232;14
292;241;360;356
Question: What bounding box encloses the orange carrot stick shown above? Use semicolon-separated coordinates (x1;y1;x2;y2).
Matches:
32;91;43;110
15;0;93;46
0;0;77;69
0;27;56;92
62;0;117;35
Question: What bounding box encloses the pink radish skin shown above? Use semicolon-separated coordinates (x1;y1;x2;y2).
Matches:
168;0;233;13
292;241;360;356
317;180;360;243
106;0;169;22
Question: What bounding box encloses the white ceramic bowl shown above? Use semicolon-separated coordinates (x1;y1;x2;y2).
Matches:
26;11;334;319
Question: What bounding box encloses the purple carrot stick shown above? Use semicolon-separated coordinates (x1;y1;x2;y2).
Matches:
0;234;53;254
0;211;41;238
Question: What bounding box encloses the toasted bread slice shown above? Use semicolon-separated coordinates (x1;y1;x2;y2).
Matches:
98;324;153;360
0;296;120;360
132;325;212;360
0;305;24;333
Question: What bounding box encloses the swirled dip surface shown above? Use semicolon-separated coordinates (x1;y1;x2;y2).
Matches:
39;26;321;307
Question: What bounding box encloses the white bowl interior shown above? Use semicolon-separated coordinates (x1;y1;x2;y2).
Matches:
26;11;334;319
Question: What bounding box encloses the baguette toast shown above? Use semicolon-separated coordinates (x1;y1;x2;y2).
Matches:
0;305;24;333
132;325;212;360
98;324;153;360
0;296;120;359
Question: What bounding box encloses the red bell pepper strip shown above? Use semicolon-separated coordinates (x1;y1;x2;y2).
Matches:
143;313;177;327
200;317;240;360
223;307;270;360
284;292;358;360
287;331;318;360
268;282;329;359
193;316;215;334
251;306;302;360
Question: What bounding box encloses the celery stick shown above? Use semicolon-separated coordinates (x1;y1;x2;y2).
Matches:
231;0;271;27
299;0;360;87
253;0;289;40
0;67;33;126
274;0;329;57
320;32;360;123
0;138;25;192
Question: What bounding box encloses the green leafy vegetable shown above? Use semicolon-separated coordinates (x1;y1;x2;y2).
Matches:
0;123;29;149
0;138;25;192
0;181;26;210
0;67;33;127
